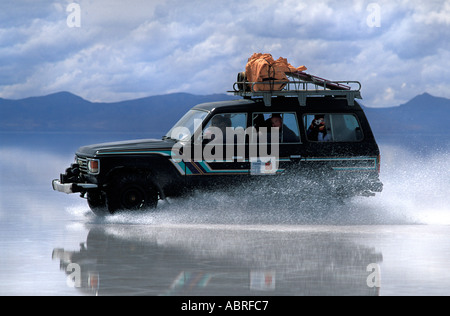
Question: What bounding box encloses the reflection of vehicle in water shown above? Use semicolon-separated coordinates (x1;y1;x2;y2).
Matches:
52;71;382;215
52;225;383;296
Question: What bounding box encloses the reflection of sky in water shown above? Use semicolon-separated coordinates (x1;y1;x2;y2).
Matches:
1;132;450;295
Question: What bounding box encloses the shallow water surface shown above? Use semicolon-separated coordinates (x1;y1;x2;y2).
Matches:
1;133;449;296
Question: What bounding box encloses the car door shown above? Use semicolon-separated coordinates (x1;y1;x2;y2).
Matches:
302;112;378;172
249;112;302;176
184;112;250;189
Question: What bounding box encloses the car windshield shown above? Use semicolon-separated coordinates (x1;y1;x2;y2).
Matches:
165;109;209;141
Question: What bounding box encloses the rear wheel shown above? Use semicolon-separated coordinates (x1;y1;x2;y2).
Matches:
106;172;158;214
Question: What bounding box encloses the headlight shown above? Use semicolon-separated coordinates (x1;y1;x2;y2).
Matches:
87;158;100;174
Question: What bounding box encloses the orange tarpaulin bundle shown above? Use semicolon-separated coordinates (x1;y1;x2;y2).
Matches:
245;53;307;91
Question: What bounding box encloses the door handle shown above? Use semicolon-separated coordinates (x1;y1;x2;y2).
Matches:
290;155;302;162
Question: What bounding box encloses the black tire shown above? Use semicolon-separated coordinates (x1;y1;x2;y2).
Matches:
87;190;110;216
106;172;158;214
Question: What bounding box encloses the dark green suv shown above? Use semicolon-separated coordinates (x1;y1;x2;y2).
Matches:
52;78;382;215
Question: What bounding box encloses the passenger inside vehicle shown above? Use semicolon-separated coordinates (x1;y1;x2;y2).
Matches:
306;114;331;142
253;113;300;143
269;113;300;143
203;115;231;143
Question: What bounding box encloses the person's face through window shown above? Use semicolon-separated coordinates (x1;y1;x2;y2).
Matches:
217;121;227;131
314;118;324;126
271;117;282;128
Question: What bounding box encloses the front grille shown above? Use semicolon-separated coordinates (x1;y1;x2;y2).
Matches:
77;157;88;174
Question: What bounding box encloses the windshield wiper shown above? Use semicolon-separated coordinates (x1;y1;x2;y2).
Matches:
162;135;178;141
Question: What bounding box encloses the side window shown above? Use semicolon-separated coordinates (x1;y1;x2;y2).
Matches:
304;114;363;142
252;112;301;143
203;113;247;143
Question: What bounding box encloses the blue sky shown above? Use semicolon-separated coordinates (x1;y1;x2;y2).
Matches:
0;0;449;107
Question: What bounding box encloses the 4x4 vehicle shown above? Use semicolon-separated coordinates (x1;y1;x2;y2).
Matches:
52;75;382;215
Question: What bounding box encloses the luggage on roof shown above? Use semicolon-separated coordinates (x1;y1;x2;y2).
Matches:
245;53;307;91
233;53;362;106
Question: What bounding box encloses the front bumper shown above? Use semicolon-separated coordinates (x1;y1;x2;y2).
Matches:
52;179;98;194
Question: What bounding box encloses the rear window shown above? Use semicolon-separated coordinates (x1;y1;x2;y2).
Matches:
303;114;363;142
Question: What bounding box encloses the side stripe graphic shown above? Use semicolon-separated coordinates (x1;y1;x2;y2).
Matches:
97;150;377;175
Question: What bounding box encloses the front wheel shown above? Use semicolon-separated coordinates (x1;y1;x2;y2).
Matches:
87;190;109;216
106;173;158;214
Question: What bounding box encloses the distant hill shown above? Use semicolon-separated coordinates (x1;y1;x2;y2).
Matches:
362;93;450;150
0;92;239;134
1;91;449;150
363;93;450;134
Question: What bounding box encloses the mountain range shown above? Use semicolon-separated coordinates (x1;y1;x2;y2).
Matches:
1;91;449;150
362;93;449;134
0;92;238;134
362;93;449;149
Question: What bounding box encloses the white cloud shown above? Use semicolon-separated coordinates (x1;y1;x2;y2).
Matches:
0;0;449;106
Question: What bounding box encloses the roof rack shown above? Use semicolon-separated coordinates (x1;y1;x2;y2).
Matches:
230;72;362;107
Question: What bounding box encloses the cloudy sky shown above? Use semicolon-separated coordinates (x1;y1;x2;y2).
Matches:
0;0;449;107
